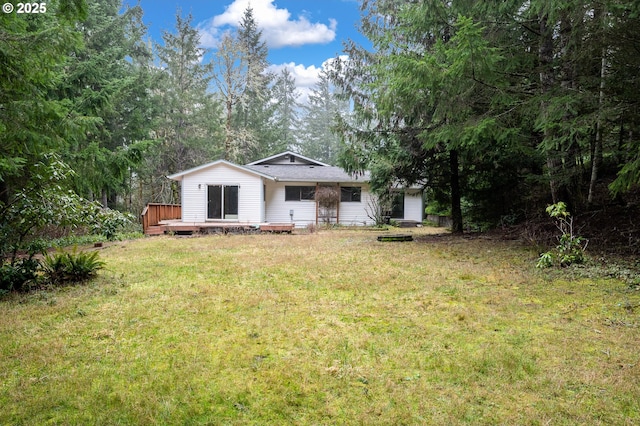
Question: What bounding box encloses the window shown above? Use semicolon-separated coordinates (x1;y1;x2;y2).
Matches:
285;186;315;201
340;186;362;202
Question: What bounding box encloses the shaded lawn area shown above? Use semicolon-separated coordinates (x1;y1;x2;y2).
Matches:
1;228;639;424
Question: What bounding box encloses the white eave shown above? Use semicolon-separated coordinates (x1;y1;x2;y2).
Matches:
166;159;278;182
246;151;332;167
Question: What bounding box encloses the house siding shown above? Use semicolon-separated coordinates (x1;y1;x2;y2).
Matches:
265;182;316;226
403;189;424;222
264;182;375;227
338;184;375;226
180;164;263;223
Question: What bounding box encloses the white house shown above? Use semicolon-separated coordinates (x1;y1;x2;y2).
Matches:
166;151;423;228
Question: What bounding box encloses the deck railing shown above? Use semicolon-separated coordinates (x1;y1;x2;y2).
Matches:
141;203;181;233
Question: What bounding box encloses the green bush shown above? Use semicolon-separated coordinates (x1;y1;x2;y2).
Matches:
41;249;105;285
0;154;119;265
0;258;40;293
90;208;135;241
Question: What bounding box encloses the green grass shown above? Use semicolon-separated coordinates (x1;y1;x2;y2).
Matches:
1;228;639;424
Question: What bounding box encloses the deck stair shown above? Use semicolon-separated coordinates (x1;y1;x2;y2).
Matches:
145;225;167;236
162;222;294;235
259;223;294;233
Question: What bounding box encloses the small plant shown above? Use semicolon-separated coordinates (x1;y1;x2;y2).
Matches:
41;248;105;285
536;202;588;268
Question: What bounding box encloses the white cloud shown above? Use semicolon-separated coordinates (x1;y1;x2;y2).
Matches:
198;0;337;49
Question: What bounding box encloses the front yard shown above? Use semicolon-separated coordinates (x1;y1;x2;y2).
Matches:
1;228;638;424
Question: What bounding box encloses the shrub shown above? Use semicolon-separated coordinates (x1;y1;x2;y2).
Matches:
537;202;588;268
0;154;127;265
365;195;390;226
90;208;135;241
0;258;40;293
41;248;105;285
316;186;340;224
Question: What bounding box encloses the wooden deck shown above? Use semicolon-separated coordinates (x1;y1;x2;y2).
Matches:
151;220;294;235
141;203;182;233
141;203;294;235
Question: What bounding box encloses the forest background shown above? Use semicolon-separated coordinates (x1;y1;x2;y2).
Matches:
1;0;639;260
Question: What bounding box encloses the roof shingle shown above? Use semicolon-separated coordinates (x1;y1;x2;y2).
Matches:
244;164;369;183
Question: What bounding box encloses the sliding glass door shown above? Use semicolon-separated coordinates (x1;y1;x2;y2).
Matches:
207;185;238;220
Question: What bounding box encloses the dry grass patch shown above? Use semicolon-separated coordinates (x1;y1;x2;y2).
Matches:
1;228;639;424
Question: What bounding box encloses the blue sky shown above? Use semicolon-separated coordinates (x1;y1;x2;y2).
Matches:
130;0;368;102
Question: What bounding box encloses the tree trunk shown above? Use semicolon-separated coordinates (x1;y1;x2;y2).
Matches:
225;98;233;161
539;12;561;204
0;180;8;206
171;181;180;205
101;188;108;209
450;149;463;234
588;49;607;205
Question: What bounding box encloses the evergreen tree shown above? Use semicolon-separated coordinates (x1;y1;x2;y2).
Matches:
333;0;640;230
56;0;155;209
1;0;91;260
332;1;517;232
271;68;300;153
235;5;276;161
593;2;640;198
0;0;88;205
153;11;222;202
299;67;348;165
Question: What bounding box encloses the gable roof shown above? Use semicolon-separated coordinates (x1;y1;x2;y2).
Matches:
244;164;369;183
246;151;331;167
166;159;277;182
166;152;369;184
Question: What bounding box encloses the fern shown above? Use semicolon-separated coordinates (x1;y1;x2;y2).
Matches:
41;248;105;285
